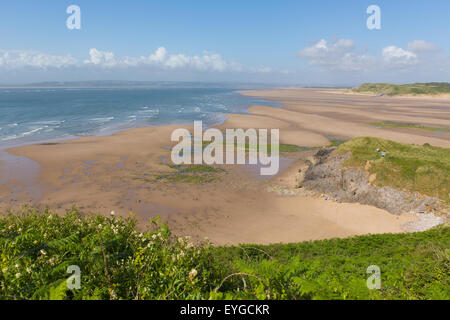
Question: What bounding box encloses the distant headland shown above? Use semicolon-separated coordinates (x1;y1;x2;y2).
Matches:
351;82;450;97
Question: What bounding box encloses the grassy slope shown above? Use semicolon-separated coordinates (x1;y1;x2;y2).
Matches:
338;137;450;203
214;225;449;300
0;208;449;300
352;82;450;96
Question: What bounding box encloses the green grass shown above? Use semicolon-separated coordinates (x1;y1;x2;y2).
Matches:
231;142;309;153
338;137;450;203
213;224;450;300
178;138;309;153
39;142;61;146
328;139;347;147
152;164;225;184
167;164;224;173
201;140;310;153
370;121;450;133
1;207;448;300
353;82;450;96
279;144;310;153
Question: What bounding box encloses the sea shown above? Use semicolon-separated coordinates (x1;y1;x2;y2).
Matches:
0;87;280;149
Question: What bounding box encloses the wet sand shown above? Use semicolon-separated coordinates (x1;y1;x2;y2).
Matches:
3;88;449;245
240;89;450;148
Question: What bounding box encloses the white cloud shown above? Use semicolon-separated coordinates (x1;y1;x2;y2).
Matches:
164;53;189;68
298;38;374;71
84;48;118;67
407;40;438;53
142;48;234;72
79;47;270;73
0;50;77;68
148;47;167;63
297;38;444;73
250;66;273;73
191;53;228;71
381;46;418;66
0;47;275;74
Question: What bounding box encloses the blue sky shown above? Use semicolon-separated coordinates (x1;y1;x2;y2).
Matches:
1;0;449;85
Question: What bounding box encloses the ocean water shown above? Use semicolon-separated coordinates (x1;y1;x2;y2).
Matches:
0;87;280;148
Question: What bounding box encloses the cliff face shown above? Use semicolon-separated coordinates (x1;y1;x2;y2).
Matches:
297;148;447;217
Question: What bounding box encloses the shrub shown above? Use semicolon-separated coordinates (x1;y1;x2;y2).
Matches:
0;207;216;300
1;207;448;300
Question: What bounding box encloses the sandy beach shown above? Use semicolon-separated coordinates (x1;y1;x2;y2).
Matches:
2;88;450;245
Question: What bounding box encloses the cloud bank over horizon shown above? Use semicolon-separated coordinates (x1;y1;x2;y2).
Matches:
1;38;449;85
0;46;292;84
297;38;450;80
0;47;280;77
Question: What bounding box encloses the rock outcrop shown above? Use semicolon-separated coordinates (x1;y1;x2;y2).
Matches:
296;148;447;216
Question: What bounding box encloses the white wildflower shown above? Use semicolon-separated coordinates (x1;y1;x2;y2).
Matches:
189;269;198;281
109;289;118;300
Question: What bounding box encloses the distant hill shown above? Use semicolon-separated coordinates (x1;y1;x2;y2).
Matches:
0;80;277;90
352;82;450;96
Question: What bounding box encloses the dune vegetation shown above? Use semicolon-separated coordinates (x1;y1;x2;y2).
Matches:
352;82;450;96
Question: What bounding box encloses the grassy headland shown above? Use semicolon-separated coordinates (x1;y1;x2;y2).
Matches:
352;82;450;96
338;137;450;203
0;207;448;300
